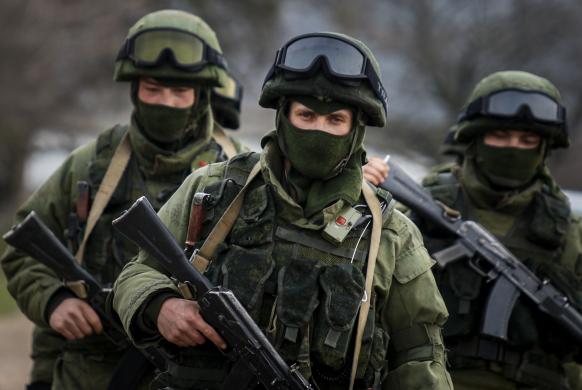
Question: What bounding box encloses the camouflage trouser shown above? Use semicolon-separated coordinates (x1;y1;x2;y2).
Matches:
52;350;154;390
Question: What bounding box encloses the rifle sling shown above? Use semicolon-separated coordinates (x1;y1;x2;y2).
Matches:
192;161;262;272
75;132;132;264
349;180;382;390
212;126;238;159
106;346;154;390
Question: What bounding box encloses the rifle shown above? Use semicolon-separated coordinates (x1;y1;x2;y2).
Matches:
3;212;167;388
112;196;312;390
379;156;582;343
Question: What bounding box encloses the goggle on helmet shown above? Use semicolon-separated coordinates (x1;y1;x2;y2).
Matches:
458;89;566;127
264;32;388;117
116;27;228;73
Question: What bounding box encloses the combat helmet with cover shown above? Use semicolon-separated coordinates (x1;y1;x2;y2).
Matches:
259;32;387;128
113;9;229;87
454;70;569;148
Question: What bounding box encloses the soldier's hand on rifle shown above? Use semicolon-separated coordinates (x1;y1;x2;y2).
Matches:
363;156;389;185
157;297;227;349
49;297;103;340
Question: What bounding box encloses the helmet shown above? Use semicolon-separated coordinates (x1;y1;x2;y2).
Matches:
440;124;467;159
259;32;387;127
455;70;569;148
113;10;228;87
211;72;243;129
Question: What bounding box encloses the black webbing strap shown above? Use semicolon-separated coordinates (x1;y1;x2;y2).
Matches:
106;347;154;390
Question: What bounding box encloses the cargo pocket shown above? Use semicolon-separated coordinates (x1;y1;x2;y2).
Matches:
311;263;365;370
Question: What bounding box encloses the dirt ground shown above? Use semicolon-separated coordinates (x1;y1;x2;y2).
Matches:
0;312;33;390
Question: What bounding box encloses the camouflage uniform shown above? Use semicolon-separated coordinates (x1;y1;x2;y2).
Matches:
112;32;453;390
1;10;245;390
413;71;582;390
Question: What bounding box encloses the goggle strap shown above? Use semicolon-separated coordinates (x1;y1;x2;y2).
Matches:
115;40;130;61
457;97;485;123
206;47;228;69
364;65;388;116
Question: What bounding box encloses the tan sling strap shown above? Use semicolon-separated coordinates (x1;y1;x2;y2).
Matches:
349;180;383;390
212;126;238;159
191;161;262;273
74;133;132;264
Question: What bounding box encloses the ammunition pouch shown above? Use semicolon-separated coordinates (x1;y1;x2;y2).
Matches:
275;257;322;365
311;263;365;370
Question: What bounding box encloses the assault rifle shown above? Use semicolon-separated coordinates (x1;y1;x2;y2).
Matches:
112;196;312;390
379;156;582;343
2;212;166;389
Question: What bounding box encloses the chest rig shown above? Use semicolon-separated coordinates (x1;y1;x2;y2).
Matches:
420;170;578;389
65;125;229;286
177;153;392;389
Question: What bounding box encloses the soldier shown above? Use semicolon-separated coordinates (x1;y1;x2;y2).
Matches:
112;32;453;390
1;9;246;390
412;70;582;389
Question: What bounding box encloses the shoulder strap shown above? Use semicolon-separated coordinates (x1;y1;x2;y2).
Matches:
192;161;262;272
212;125;238;159
75;133;132;264
349;180;383;390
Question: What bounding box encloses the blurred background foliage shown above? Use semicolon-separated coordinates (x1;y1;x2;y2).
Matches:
1;0;582;231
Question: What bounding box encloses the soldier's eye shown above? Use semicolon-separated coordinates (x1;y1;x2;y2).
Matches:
298;111;314;120
492;131;509;139
329;115;346;124
522;136;540;146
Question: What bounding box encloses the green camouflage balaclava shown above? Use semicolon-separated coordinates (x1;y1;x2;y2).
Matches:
277;95;364;180
472;137;546;189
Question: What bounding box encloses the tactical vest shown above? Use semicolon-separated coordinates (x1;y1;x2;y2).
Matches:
156;153;393;390
419;170;580;390
66;125;228;284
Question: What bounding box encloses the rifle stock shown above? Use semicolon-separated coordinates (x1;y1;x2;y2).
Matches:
4;212;102;300
3;211;168;376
